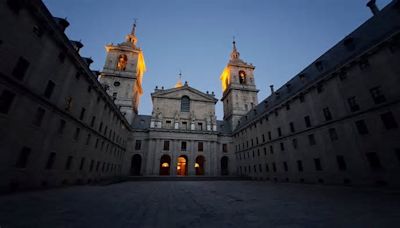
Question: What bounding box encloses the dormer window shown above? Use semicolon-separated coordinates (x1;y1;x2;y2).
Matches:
299;73;306;82
315;61;324;71
116;54;128;71
239;70;246;84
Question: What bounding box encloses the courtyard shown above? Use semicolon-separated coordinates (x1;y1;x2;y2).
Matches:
0;181;400;227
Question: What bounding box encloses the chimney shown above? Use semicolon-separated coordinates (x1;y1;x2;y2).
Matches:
269;85;274;94
367;0;380;16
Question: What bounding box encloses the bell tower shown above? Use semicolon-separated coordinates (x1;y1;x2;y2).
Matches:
99;22;146;124
220;39;258;130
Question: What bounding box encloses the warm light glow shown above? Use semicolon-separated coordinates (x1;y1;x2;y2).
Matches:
175;79;183;88
136;50;146;95
161;162;169;168
177;166;181;170
195;163;200;168
220;66;230;92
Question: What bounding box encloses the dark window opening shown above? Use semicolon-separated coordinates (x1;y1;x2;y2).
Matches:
181;96;190;112
323;107;332;121
297;160;303;172
304;116;311;128
12;57;30;80
45;152;56;170
181;141;187;151
163;141;170;150
223;143;228;152
380;112;398;130
366;152;382;171
0;90;16;114
65;156;73;170
44;80;55;99
33;107;45;127
198;142;204;152
308;134;316;145
336;155;347;171
314;158;322;171
348;96;360;112
355;120;369;135
370;86;386;104
329;128;338;141
135;140;142;150
15;147;31;168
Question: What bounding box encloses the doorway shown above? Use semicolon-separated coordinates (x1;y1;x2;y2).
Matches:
159;155;171;175
221;156;229;176
131;154;142;176
177;155;188;176
195;156;205;175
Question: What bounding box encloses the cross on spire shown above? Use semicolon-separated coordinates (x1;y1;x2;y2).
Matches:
131;18;138;35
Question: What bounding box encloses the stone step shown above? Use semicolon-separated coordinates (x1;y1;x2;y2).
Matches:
124;176;251;182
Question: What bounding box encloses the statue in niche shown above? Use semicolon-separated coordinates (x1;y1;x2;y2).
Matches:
117;54;128;71
190;111;196;123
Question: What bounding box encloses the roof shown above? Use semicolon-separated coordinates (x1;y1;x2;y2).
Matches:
132;115;151;130
235;1;400;132
151;84;218;103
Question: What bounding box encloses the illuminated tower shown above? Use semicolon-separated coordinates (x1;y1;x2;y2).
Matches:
220;39;258;130
99;22;146;124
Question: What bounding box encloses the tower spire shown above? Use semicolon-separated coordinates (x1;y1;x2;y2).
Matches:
175;70;183;88
230;36;240;60
131;19;137;35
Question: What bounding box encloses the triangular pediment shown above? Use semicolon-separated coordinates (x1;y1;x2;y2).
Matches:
151;85;218;103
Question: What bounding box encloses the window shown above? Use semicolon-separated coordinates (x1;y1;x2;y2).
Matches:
292;138;298;149
33;107;45;127
308;134;316;145
135;140;142;150
272;163;277;172
198;142;203;152
268;131;272;140
73;128;80;140
348;97;360;112
314;158;322;171
239;70;246;84
299;93;305;103
265;163;269;172
280;142;285;151
182;121;188;130
79;108;86;120
163;141;170;150
181;141;187;151
181;96;190;112
57;119;66;134
45;152;56;170
165;120;172;128
297;160;303;172
90;116;96;127
116;54;128;71
65;96;73;111
44;80;55;98
289;122;295;133
262;134;265;142
86;134;91;145
223;144;228;152
283;162;288;172
198;122;203;130
269;145;274;154
336;155;347;171
15;147;31;168
58;52;66;63
323;107;332;121
0;89;16;114
89;160;94;172
79;157;85;170
365;152;382;171
380;112;398;130
370;87;386;104
304;116;311;128
12;57;30;80
395;149;400;166
355;120;369;135
112;92;117;100
277;127;282;137
114;81;120;87
329;128;338;141
65;156;73;170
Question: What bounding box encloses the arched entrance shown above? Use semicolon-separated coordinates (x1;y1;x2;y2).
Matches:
195;156;205;175
177;155;188;176
159;155;171;176
131;154;142;176
221;156;229;176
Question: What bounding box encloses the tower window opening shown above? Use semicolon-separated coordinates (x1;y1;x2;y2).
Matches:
239;70;246;84
116;54;128;71
181;96;190;112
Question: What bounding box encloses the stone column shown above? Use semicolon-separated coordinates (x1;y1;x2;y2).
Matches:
188;140;195;176
172;139;178;176
145;139;156;175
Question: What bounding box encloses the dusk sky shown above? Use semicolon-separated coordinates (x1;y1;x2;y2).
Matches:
43;0;391;119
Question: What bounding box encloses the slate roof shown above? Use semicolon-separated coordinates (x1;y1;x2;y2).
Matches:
235;1;400;132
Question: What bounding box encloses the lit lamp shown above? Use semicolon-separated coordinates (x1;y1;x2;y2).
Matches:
161;162;169;168
177;166;181;170
195;163;200;168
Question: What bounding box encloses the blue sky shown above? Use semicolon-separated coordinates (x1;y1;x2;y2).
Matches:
43;0;391;119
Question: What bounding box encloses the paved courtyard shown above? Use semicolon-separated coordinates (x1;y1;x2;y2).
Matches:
0;181;400;228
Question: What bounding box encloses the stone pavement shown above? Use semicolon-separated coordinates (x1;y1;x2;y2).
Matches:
0;181;399;228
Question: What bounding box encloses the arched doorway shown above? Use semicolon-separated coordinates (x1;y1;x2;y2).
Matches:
177;155;188;176
195;156;205;175
159;155;171;176
221;156;229;176
131;154;142;176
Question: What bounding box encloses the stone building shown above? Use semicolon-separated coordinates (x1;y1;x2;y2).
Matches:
1;0;400;192
0;0;130;192
233;1;400;187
